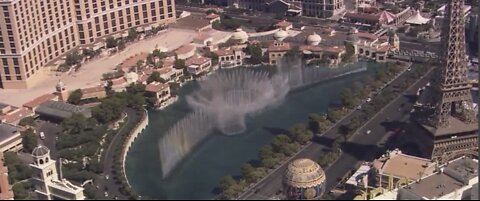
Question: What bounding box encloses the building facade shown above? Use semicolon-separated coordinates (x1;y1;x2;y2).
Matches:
0;153;13;200
0;0;176;89
234;0;345;18
30;145;85;200
0;123;22;153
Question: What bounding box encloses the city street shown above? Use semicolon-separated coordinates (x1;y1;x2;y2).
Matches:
242;63;435;200
97;108;139;200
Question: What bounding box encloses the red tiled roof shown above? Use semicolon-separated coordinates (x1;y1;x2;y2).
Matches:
268;42;291;52
81;86;106;94
194;33;213;41
300;45;345;54
215;48;234;57
139;74;149;83
145;82;169;93
163;60;175;68
110;77;127;86
186;55;211;66
0;108;33;124
357;32;379;41
119;52;148;69
23;94;57;110
157;67;174;75
275;20;292;28
174;44;195;55
345;12;381;21
205;13;220;20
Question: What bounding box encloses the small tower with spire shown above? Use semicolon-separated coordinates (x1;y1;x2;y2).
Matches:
55;81;69;102
388;29;400;51
30;145;58;200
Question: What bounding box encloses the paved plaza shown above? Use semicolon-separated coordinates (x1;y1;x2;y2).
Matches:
0;28;230;106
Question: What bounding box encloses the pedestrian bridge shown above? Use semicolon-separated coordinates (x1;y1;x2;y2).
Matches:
388;49;438;63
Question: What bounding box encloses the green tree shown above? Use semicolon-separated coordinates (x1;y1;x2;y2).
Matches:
219;175;236;191
284;46;301;61
152;49;166;59
65;51;82;66
67;89;83;105
62;113;88;134
272;134;297;156
205;51;219;65
147;72;162;84
246;43;263;64
259;145;274;160
327;108;343;123
118;39;126;51
4;152;33;183
308;113;323;133
106;36;117;48
288;123;313;145
206;9;217;15
241;163;260;183
21;129;38;153
18;116;35;127
82;49;97;58
127;28;138;41
340;88;356;108
174;59;186;69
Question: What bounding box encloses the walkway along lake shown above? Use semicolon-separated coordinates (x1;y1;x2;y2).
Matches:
125;62;383;199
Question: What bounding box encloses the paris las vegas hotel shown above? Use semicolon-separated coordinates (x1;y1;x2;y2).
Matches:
0;0;176;89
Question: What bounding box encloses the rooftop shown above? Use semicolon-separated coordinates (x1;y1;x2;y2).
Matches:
275;20;293;28
0;103;9;111
0;108;33;124
23;94;57;110
186;55;211;66
35;101;92;120
373;149;436;181
172;14;211;31
422;116;478;136
145;82;169;93
174;44;196;55
0;123;21;143
403;157;478;199
214;48;235;56
268;41;291;52
81;86;106;95
118;52;149;70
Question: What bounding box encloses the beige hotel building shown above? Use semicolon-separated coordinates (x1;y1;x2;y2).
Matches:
0;0;176;89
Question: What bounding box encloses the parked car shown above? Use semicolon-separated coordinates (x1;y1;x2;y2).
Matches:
366;130;371;135
39;132;45;140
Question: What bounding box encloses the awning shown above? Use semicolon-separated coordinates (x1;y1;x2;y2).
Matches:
303;50;312;54
144;26;152;31
136;27;143;32
93;42;104;51
406;11;430;25
113;33;122;39
122;32;129;38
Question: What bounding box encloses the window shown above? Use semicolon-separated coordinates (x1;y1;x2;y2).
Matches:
6;76;11;80
3;67;9;74
13;58;18;65
16;76;21;80
14;67;20;74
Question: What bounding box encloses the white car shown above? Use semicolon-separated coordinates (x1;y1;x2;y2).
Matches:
366;130;371;135
407;67;412;71
39;132;45;140
366;98;372;102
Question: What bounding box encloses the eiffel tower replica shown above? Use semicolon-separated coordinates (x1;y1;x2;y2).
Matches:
414;0;478;164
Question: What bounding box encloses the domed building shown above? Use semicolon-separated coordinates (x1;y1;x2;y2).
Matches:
306;32;322;46
274;29;289;42
230;28;249;44
284;158;326;200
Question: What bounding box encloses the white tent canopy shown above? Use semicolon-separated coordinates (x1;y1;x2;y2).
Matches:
406;11;430;25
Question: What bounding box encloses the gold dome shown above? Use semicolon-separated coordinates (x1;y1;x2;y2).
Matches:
284;158;326;189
